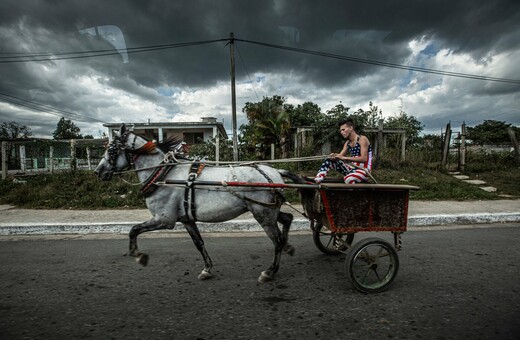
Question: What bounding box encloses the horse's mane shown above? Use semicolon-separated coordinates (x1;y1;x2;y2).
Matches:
132;135;183;155
157;136;182;153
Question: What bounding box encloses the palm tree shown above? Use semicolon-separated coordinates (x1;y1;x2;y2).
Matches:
243;96;291;159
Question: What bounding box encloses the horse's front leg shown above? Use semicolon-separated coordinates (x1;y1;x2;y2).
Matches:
128;219;174;266
183;221;214;280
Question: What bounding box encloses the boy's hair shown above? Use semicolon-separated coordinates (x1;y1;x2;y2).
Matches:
338;118;355;129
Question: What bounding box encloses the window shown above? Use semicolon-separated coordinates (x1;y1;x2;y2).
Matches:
183;132;204;144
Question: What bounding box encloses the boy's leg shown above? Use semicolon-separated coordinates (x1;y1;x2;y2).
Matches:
314;159;331;183
343;169;369;184
315;159;352;183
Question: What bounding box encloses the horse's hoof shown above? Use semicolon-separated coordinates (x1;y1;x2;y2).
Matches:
136;253;149;266
198;269;213;280
258;271;273;283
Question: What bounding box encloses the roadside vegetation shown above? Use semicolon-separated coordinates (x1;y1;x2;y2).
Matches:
0;157;518;209
1;96;518;209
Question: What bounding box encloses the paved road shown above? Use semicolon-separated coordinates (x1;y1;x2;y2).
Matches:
1;224;519;339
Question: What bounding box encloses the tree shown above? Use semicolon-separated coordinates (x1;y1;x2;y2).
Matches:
310;103;350;152
189;136;234;162
0;121;32;139
385;112;424;147
242;96;291;159
353;101;383;129
52;117;83;139
287;101;322;128
466;120;518;145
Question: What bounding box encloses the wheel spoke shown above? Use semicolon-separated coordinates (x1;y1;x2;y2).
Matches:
345;238;400;293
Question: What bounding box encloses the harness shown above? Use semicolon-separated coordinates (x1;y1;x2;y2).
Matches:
107;132;284;222
223;164;284;208
183;161;206;222
140;161;175;197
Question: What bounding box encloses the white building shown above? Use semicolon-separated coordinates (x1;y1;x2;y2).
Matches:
104;117;228;148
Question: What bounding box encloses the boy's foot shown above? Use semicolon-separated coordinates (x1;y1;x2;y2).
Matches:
314;172;326;183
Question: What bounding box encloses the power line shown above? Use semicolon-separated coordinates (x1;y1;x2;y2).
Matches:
0;92;106;123
235;43;261;102
236;38;520;85
0;39;228;63
2;36;518;85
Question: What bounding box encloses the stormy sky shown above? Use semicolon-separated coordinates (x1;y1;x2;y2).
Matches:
0;0;519;138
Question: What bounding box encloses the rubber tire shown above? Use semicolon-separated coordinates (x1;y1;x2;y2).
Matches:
312;223;354;255
345;237;399;294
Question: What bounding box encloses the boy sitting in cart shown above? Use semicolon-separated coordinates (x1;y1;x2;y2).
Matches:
314;118;373;184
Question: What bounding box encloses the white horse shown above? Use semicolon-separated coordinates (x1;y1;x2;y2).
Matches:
94;124;295;282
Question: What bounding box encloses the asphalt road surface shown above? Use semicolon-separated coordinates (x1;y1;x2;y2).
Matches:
1;224;519;339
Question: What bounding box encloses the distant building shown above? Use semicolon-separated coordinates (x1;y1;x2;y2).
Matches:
103;117;228;148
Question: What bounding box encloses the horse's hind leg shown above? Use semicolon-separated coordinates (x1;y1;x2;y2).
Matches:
251;210;287;283
128;219;173;266
258;222;284;283
183;221;214;280
278;211;295;256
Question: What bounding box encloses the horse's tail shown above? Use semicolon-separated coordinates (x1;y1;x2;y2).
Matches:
278;170;321;219
277;169;306;184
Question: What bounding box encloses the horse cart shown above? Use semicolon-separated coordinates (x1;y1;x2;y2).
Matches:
95;125;418;293
163;176;418;293
297;179;419;293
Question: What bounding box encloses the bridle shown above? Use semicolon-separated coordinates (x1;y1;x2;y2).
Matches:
106;131;139;174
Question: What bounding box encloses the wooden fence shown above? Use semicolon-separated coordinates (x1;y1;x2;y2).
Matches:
1;138;107;179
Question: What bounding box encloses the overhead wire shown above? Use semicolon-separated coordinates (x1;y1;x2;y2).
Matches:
1;36;518;84
0;92;106;123
0;39;228;63
235;43;261;102
1;35;519;127
236;38;520;85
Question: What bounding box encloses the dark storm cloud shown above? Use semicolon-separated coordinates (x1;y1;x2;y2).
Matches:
2;0;519;87
0;0;519;137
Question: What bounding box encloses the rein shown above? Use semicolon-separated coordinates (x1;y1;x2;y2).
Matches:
116;154;378;183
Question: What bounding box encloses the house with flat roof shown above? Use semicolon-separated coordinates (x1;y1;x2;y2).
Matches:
103;117;228;148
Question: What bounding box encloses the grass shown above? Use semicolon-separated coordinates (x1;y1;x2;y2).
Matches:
0;165;518;209
0;171;144;209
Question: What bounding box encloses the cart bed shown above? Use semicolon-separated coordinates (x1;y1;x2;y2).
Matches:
318;183;417;233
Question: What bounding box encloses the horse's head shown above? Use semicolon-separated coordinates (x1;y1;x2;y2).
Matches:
94;124;137;181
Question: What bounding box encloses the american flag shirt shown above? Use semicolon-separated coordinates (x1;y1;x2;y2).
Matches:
346;136;373;171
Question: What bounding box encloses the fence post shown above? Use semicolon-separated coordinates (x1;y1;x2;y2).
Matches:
215;134;220;166
508;127;520;165
86;147;92;170
70;139;77;171
441;122;452;168
460;122;466;172
49;146;54;174
1;141;7;180
376;119;383;163
271;143;275;160
20;145;26;173
400;132;406;162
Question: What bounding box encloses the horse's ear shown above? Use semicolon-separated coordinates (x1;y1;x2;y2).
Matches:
119;124;127;136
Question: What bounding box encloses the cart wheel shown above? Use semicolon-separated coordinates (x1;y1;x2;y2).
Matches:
345;237;399;293
312;223;354;255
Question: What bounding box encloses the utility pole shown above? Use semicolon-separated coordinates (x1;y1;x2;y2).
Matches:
229;32;238;161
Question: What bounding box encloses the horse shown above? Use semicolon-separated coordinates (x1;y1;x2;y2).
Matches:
94;124;295;283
